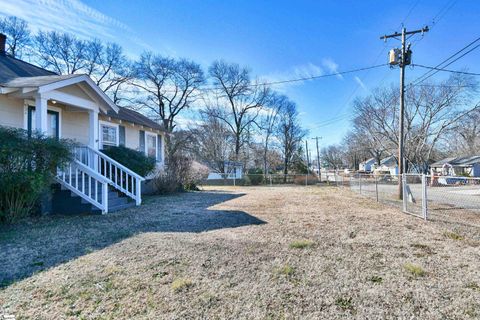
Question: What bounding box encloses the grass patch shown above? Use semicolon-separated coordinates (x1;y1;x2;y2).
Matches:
466;282;480;291
404;263;426;277
336;297;354;311
443;231;464;240
171;278;193;293
369;275;383;284
276;264;295;277
289;240;314;249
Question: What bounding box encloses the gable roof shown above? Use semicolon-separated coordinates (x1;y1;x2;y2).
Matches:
431;156;480;167
105;108;165;132
0;54;118;113
380;155;397;166
0;54;56;84
360;157;376;165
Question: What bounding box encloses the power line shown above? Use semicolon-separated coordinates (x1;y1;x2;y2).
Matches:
410;0;457;49
412;64;480;76
411;37;480;85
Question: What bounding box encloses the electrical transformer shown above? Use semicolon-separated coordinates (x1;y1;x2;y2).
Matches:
389;48;401;65
404;49;412;65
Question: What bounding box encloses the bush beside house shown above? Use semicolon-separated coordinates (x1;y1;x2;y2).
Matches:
0;127;73;223
101;146;156;177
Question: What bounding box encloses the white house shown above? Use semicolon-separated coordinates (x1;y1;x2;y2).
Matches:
207;161;244;180
372;155;399;175
359;158;376;172
430;156;480;177
0;34;165;214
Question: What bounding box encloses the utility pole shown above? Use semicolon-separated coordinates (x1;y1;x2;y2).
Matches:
312;136;322;182
305;140;310;186
380;26;429;199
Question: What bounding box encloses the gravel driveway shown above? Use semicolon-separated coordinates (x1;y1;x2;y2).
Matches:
1;186;479;319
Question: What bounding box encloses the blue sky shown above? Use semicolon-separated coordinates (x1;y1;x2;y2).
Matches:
1;0;479;150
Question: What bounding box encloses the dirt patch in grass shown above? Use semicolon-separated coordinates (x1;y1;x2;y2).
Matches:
1;185;480;319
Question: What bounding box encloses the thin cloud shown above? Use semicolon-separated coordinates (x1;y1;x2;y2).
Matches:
0;0;150;54
260;62;324;92
354;76;368;91
322;58;343;80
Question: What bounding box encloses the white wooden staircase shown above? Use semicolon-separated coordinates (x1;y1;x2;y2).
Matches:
55;146;145;214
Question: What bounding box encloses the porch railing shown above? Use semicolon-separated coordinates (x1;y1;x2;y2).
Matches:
73;145;145;206
56;160;110;213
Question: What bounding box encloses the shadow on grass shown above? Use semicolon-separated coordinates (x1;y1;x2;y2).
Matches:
0;191;264;287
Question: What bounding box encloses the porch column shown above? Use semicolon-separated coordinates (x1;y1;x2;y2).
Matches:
89;110;99;172
88;110;99;150
35;94;48;135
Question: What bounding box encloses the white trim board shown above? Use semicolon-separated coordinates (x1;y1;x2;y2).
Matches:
99;120;119;148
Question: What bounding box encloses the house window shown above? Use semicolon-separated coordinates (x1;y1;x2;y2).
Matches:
100;122;118;148
146;132;157;159
27;106;60;139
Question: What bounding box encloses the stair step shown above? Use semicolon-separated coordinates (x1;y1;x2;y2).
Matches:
108;202;136;212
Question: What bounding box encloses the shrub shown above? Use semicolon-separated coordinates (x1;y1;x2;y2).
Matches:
247;174;264;185
153;155;209;194
101;145;156;177
0;127;73;223
293;175;318;185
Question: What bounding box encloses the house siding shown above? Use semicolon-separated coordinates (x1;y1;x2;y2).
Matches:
125;125;140;151
0;95;24;128
62;109;90;144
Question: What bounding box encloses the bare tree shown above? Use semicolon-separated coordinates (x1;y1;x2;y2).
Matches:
321;145;344;169
131;52;205;153
352;75;479;172
0;16;31;58
260;92;284;174
446;109;480;156
33;31;131;101
34;31;88;74
276;98;306;178
192;114;234;176
206;60;270;160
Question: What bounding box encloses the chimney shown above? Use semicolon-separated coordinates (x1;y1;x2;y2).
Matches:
0;33;6;56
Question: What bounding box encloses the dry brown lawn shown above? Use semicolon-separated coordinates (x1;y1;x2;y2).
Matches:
1;186;480;319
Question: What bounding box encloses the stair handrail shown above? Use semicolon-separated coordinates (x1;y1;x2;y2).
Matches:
56;159;110;214
73;145;146;205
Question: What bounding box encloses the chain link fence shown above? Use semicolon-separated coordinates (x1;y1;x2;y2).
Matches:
200;174;319;187
201;171;480;226
425;175;480;226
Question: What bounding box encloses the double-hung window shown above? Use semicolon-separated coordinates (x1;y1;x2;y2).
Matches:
100;121;119;148
145;132;157;159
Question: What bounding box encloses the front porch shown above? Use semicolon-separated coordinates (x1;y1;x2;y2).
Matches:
1;74;145;214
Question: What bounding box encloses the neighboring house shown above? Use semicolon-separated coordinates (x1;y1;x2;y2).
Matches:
207;161;244;180
372;155;399;175
359;158;376;172
0;34;165;214
430;156;480;177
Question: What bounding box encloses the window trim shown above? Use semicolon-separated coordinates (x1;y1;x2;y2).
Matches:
99;120;119;148
145;131;158;160
23;103;62;138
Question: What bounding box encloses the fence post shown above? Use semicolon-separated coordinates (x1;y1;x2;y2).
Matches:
359;174;362;194
402;174;407;213
422;174;428;220
375;175;379;202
